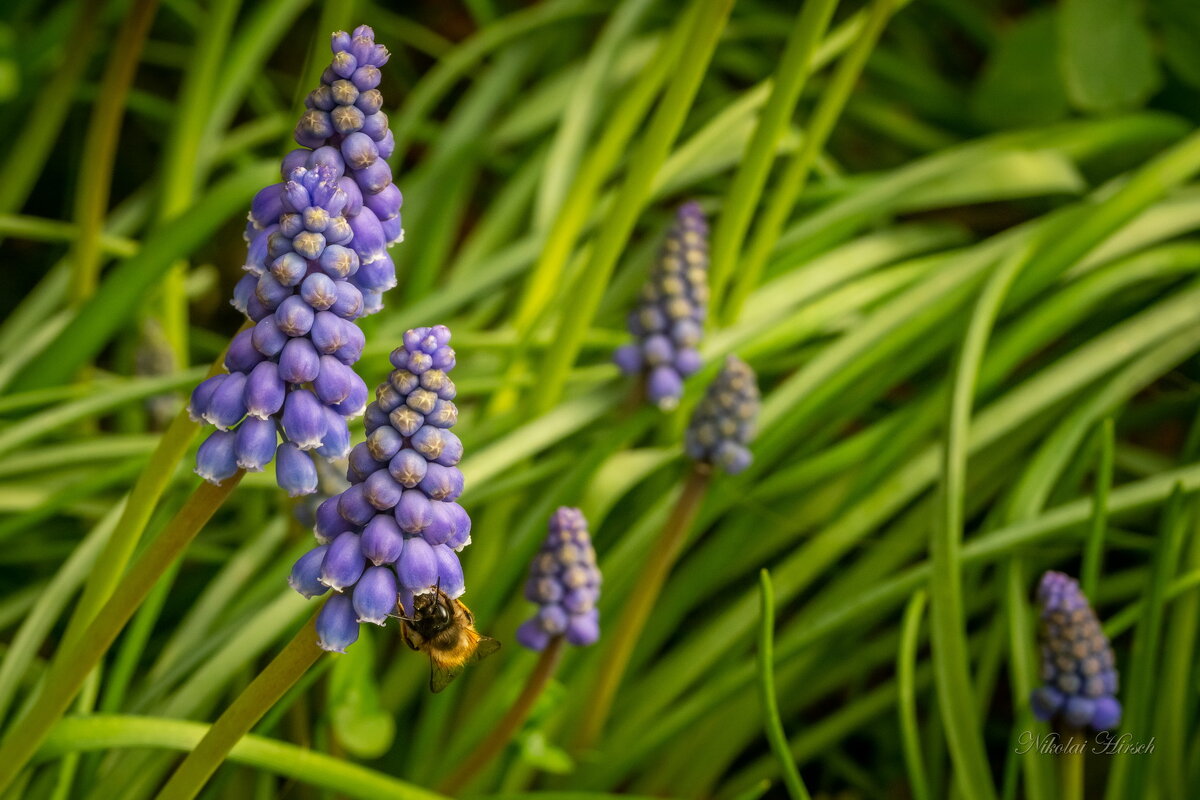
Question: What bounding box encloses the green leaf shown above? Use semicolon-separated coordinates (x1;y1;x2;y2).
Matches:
1154;0;1200;89
516;730;574;774
971;9;1069;129
330;631;395;759
1059;0;1161;112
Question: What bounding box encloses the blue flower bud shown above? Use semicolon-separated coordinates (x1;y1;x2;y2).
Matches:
244;361;286;419
235;416;277;471
433;545;464;598
249;184;284;229
316;593;359;653
353;565;398;625
337;482;376;526
206;371;248;430
445;503;472;551
330;78;359;106
251;316;288;357
289;545;330;598
388;448;427;487
341;132;378;170
355;88;383;115
395;535;437;594
321;531;366;592
275;295;315;337
352;252;396;293
315;496;344;544
330;374;367;417
256;273;292;310
195;430;240;484
348;207;386;264
333;324;366;365
300;272;338;311
316;407;351;459
330;281;364;319
310;311;348;354
360;112;388;143
367;425;403;461
276;441;318;497
419;463;463;501
313;355;356;406
348;441;382;483
364;183;401;221
282;389;327;450
362;514;404;565
364;469;403;510
395;489;432;533
278;338;320;384
188;374;226;422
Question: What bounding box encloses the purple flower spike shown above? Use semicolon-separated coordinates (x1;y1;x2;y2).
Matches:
615;202;709;409
1031;571;1121;731
289;324;475;651
518;508;602;651
191;24;402;495
685;356;759;475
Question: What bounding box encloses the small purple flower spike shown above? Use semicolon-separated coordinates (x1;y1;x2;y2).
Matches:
291;325;473;653
614;202;709;410
516;507;601;651
685;355;759;475
1030;571;1122;731
191;25;402;497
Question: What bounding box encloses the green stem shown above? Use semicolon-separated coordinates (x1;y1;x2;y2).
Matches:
1080;418;1114;598
439;636;564;795
577;465;710;749
897;590;931;800
70;0;160;305
707;0;840;308
722;0;895;325
1061;728;1084;800
0;475;242;794
931;247;1030;800
156;613;323;800
757;570;812;800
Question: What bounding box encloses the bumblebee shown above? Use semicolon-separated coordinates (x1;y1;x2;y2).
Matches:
400;589;500;692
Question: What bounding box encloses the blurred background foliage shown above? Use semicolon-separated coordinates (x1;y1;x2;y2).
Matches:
2;0;1200;798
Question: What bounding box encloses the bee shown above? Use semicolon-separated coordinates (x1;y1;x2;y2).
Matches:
399;588;500;692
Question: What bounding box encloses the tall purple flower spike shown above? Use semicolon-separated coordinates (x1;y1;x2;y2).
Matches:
294;24;403;314
516;507;601;651
614;202;709;410
289;325;472;653
1030;571;1122;731
685;355;759;475
189;26;401;496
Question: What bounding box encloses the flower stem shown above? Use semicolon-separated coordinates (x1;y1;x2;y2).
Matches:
0;475;242;794
757;570;811;800
1061;727;1084;800
156;612;324;800
440;636;565;795
576;464;710;750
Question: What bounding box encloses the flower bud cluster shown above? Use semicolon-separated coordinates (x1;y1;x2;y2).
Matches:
516;507;601;651
189;27;399;496
685;355;759;475
289;326;473;653
614;202;709;409
1031;571;1121;730
293;24;402;312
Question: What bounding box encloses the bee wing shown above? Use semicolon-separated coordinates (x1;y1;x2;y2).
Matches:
429;636;501;693
473;635;501;662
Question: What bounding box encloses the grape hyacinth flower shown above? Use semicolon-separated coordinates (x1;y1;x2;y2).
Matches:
685;355;759;475
289;326;472;653
613;202;709;410
516;507;601;651
294;25;403;314
1030;571;1121;731
189;26;402;496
